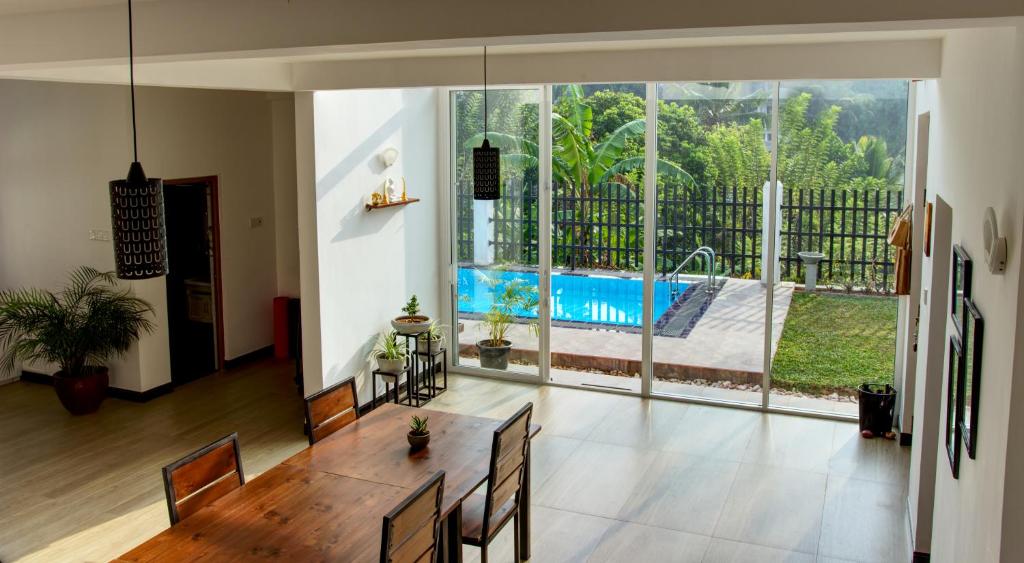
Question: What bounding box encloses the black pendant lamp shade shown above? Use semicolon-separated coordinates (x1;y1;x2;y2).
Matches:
109;0;167;279
473;46;500;200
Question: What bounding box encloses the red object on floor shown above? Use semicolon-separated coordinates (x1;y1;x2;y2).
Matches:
273;296;291;359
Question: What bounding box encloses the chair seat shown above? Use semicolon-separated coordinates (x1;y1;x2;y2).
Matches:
460;492;517;546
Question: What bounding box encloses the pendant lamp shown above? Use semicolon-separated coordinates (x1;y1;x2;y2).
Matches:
473;46;500;200
109;0;168;279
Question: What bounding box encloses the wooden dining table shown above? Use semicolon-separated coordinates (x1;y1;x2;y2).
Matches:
114;403;541;562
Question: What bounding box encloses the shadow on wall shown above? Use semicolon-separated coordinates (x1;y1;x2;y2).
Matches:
323;332;377;405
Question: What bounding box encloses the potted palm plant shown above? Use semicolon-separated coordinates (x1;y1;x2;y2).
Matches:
0;266;155;415
370;329;406;374
477;277;539;370
407;414;430;450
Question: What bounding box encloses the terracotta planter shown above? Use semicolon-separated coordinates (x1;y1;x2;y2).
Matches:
53;366;109;415
477;339;512;370
391;315;431;335
407;431;430;451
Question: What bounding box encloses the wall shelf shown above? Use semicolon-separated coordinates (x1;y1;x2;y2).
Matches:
365;197;419;211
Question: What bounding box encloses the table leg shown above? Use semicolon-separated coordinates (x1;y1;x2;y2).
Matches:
519;444;531;561
445;504;463;563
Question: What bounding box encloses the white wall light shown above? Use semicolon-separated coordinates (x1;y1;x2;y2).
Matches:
982;206;1007;274
378;147;399;168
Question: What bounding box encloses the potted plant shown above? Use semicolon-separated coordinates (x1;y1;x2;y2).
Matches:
477;277;539;370
0;266;155;415
391;294;431;335
370;330;406;374
407;414;430;450
416;320;446;355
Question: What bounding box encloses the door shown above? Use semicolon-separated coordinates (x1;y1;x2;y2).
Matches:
164;178;223;383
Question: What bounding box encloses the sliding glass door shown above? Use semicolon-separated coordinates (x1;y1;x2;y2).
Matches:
449;88;541;377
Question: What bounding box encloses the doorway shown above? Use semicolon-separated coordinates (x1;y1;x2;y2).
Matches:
164;177;224;384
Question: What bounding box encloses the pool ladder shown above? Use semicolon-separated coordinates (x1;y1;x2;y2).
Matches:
668;246;717;298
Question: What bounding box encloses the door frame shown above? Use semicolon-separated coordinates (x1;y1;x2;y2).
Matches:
164;175;225;371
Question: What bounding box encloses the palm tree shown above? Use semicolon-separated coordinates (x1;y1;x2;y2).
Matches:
467;85;693;267
855;135;903;185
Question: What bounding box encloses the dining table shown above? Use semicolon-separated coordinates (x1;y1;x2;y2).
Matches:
114;403;541;562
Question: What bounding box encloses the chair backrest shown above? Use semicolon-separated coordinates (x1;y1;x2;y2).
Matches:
380;470;446;563
304;377;359;445
162;433;245;525
482;403;533;540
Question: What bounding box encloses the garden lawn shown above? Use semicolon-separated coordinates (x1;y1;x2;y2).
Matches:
771;291;898;395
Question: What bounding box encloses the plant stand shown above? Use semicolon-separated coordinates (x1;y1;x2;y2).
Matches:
400;331;429;407
371;365;409;408
415;346;449;400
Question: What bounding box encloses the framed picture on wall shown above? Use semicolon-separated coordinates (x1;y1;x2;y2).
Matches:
951;245;972;336
946;335;964;478
961;299;984;459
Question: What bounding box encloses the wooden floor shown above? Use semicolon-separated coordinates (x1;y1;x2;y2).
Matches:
0;361;910;562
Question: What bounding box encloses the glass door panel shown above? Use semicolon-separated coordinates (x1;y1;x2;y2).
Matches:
545;83;646;393
651;82;774;405
450;88;541;376
768;80;909;415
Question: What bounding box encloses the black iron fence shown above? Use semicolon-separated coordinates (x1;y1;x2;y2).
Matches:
456;180;904;292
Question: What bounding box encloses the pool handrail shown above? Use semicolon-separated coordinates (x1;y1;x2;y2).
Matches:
668;246;717;297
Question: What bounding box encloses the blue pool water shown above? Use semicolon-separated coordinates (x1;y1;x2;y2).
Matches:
457;268;683;327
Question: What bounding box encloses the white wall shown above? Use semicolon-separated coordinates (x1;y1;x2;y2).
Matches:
271;94;300;297
0;80;289;391
310;88;440;404
912;24;1024;562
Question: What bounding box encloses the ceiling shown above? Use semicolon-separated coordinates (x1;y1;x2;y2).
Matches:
0;0;159;16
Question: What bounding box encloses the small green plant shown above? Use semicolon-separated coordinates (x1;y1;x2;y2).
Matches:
422;320;446;343
370;330;406;361
401;295;421;316
409;415;429;436
479;275;539;346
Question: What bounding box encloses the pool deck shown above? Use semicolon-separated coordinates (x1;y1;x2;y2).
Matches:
458;278;795;382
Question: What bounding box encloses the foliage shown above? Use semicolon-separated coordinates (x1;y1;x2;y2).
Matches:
401;295;421;316
409;415;429;436
479;274;539;346
771;292;897;394
371;330;406;360
420;320;446;343
0;266;155;378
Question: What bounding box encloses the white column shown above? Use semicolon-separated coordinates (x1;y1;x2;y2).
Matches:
641;82;657;397
294;92;323;396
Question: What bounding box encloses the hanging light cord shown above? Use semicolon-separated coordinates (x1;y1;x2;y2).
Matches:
128;0;138;162
483;46;488;142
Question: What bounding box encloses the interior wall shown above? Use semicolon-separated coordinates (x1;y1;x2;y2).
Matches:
311;88;440;404
271;94;300;297
0;80;282;390
913;25;1024;562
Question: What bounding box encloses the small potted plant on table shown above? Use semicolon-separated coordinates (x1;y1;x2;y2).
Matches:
0;266;155;415
392;294;431;335
371;330;407;374
408;415;430;450
477;277;539;370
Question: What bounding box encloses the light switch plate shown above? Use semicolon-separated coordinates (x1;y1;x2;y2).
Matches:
249;216;264;228
89;229;111;241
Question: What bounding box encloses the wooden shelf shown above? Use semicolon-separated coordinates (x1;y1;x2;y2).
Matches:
365;197;420;211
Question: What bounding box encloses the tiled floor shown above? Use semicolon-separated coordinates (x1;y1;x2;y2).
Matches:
427;374;911;563
0;362;910;562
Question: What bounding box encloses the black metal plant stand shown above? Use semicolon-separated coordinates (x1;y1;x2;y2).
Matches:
371;364;410;408
415;345;449;399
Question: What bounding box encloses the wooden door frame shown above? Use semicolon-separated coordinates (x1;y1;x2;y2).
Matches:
164;176;226;371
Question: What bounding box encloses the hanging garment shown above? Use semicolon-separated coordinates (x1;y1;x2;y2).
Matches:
888;204;913;295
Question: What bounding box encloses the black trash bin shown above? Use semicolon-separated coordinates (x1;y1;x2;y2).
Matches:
858;383;896;435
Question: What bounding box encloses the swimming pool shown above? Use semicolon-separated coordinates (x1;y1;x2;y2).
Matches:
457;268;684;327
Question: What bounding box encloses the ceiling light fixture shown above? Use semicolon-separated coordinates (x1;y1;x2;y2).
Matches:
108;0;167;279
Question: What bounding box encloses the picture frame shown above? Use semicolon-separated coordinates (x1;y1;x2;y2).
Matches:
946;335;964;478
961;299;984;459
951;245;972;337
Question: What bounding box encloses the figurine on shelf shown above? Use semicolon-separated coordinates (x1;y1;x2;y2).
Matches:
384;178;400;202
401;177;408;201
369;192;384;207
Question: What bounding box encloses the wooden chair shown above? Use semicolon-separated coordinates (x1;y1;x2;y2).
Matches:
304;376;359;445
461;403;533;563
380;470;446;563
162;433;245;525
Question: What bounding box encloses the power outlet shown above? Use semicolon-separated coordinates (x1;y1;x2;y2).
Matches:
249;216;264;229
89;229;112;241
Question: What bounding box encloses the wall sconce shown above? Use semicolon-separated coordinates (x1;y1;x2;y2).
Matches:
982;207;1007;274
378;147;399;168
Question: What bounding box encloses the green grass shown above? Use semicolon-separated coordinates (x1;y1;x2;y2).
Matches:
771;292;898;395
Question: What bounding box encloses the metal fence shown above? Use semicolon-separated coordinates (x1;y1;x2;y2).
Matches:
456;180;904;291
